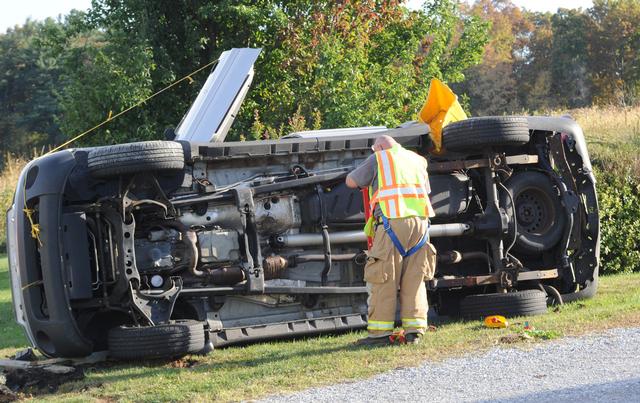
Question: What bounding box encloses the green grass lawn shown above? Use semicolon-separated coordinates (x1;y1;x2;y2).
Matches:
1;257;639;402
0;256;27;357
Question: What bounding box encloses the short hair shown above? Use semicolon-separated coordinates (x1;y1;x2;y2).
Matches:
374;135;397;150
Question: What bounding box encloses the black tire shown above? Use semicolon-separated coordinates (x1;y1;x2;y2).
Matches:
442;116;530;151
459;290;548;319
87;141;185;178
501;171;566;254
108;320;205;360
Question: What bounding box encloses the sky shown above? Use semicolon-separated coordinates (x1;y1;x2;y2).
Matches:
1;0;595;33
1;0;92;32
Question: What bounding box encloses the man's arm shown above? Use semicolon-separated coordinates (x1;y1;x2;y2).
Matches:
346;175;359;189
346;155;376;189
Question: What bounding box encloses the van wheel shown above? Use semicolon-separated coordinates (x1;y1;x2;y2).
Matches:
87;141;185;178
107;320;205;360
442;116;530;151
459;290;548;319
501;171;566;254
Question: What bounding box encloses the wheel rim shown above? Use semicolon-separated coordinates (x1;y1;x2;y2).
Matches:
515;187;555;235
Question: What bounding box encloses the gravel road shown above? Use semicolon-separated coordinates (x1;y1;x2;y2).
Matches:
261;327;640;402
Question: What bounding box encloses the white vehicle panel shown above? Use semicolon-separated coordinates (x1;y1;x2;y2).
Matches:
175;48;262;142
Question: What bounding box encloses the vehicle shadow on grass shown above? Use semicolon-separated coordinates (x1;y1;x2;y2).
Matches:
78;317;466;388
2;302;463;397
6;328;421;398
45;339;367;398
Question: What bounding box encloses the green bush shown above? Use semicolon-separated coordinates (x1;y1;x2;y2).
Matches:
595;167;640;274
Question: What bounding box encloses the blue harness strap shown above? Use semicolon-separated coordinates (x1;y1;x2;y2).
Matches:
380;215;429;258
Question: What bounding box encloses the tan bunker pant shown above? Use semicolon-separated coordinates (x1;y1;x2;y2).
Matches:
364;216;436;336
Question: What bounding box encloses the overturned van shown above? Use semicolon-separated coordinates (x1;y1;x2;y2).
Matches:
7;48;599;359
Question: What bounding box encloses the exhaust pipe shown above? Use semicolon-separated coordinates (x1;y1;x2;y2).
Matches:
273;223;471;247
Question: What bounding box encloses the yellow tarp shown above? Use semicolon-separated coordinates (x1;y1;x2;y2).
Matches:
418;78;467;153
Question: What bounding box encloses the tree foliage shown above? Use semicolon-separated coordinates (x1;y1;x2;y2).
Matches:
242;0;489;139
459;0;640;114
0;20;64;155
455;0;531;115
588;0;640;106
0;0;489;149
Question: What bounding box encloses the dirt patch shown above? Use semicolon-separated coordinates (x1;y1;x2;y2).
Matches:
0;383;18;403
498;334;527;344
3;366;85;394
0;367;84;396
168;357;199;368
1;355;203;399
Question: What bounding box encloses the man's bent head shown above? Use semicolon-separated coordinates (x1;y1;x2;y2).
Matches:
372;135;397;152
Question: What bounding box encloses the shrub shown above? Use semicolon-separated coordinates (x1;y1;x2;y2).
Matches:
576;106;640;274
595;167;640;274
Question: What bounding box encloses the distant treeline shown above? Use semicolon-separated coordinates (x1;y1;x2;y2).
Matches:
456;0;640;115
0;0;638;156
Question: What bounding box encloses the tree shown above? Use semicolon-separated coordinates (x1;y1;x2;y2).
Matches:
242;0;489;138
513;11;554;111
56;0;489;143
549;8;592;108
457;0;532;115
0;20;65;155
588;0;640;106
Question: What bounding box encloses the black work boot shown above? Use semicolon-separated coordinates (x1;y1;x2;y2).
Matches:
404;332;423;345
355;335;392;346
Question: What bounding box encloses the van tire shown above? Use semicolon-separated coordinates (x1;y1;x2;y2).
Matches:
108;320;205;360
87;141;185;178
459;290;548;319
443;116;530;151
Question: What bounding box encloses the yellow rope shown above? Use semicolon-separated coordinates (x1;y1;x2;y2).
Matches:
22;57;220;247
22;174;43;246
23;207;42;247
22;280;43;291
47;57;219;155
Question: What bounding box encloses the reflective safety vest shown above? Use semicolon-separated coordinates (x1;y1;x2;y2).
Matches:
364;144;435;237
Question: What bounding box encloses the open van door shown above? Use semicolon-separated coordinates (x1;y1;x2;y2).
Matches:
175;48;261;142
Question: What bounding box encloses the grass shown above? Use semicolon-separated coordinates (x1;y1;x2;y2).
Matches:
1;254;639;402
568;105;640;177
0;256;27;357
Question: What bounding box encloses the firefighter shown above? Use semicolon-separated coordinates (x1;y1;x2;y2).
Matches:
346;135;436;345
